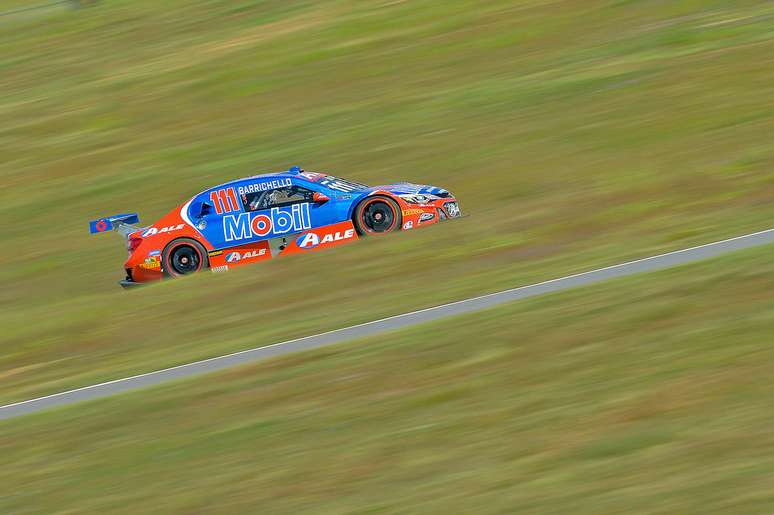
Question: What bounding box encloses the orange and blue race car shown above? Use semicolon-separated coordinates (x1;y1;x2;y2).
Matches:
90;166;462;287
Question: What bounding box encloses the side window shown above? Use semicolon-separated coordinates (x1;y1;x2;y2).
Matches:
241;186;314;213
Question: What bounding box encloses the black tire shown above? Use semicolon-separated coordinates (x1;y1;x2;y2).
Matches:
353;196;403;235
162;238;209;278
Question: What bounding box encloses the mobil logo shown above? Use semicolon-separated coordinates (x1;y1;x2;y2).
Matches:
226;248;267;263
297;227;356;249
223;204;311;242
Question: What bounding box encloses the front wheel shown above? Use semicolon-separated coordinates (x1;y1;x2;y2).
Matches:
353;196;402;235
162;238;208;278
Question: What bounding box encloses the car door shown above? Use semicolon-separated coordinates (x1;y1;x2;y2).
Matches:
191;178;347;250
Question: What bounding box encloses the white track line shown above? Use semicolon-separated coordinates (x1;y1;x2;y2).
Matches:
2;227;774;419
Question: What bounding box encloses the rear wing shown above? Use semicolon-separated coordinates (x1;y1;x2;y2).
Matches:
89;213;141;237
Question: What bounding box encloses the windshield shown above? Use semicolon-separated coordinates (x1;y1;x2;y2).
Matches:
298;171;369;193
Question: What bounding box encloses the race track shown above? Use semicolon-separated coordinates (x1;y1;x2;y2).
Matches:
2;228;774;421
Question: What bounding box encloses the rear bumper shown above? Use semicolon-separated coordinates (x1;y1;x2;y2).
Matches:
119;268;141;289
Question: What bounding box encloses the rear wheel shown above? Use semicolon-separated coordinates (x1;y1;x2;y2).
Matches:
162;238;208;278
353;196;402;235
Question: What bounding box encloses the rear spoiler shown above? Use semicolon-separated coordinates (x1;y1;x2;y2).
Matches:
89;213;141;237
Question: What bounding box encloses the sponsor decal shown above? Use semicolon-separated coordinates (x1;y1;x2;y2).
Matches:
226;248;267;263
140;256;161;270
419;212;435;223
296;228;356;249
148;250;160;257
236;178;292;196
211;265;229;273
402;208;424;216
95;220;108;232
403;221;414;230
223;204;311;242
220;242;271;266
142;224;185;237
208;250;223;257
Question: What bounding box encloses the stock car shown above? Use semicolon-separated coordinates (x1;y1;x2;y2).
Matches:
90;166;461;287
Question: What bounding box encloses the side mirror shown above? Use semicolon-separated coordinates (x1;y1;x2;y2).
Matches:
313;192;330;204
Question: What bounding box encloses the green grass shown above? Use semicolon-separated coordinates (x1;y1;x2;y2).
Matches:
2;0;774;405
2;245;774;514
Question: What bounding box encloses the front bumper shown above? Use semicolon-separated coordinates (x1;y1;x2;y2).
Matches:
443;201;461;218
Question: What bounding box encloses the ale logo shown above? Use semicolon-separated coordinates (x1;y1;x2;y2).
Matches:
227;249;267;263
142;224;185;238
297;228;355;249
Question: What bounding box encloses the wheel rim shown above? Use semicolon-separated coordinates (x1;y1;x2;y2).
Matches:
362;201;396;232
170;246;201;275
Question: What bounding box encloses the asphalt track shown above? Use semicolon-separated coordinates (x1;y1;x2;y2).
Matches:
2;228;774;421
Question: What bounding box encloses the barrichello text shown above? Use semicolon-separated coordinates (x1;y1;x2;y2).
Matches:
237;178;292;195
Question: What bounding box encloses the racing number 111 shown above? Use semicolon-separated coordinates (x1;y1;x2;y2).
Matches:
210;188;239;214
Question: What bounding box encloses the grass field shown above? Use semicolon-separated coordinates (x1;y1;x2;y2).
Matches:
2;0;774;406
2;245;774;514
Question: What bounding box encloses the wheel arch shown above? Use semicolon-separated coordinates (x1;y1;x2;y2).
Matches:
161;237;210;277
351;194;403;235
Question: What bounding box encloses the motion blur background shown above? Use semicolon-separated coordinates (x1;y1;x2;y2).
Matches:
2;1;774;513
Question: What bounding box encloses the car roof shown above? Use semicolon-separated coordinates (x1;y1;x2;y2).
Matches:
208;166;304;191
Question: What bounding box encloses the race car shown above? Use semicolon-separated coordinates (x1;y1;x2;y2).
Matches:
90;166;461;287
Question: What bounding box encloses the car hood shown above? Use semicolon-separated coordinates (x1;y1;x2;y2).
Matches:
367;182;451;198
